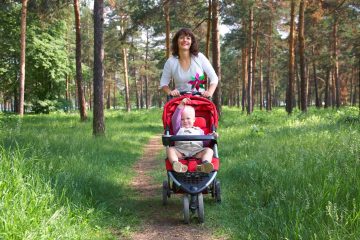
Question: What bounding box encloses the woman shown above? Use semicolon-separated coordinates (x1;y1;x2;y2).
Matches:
160;28;218;98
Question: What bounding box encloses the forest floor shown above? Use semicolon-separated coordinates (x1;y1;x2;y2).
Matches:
128;134;222;240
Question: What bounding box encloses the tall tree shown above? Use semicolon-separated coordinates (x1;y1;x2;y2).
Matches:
241;47;248;112
247;6;254;115
163;0;170;59
93;0;105;136
205;0;212;59
123;48;130;112
266;14;272;111
19;0;28;116
74;0;87;121
299;0;307;112
211;0;221;115
332;13;340;108
286;0;296;114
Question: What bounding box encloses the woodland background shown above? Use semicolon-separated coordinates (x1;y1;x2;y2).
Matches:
0;0;359;120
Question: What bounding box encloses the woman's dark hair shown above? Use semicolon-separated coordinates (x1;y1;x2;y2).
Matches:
171;28;199;57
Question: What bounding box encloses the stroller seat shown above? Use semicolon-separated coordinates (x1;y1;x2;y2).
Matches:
161;94;221;223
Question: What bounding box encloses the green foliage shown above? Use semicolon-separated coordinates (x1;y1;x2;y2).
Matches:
0;109;163;239
25;20;71;102
205;107;360;239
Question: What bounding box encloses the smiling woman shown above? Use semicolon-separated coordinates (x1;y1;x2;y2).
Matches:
160;28;219;98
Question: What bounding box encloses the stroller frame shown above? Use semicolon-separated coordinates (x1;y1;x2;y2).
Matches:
161;93;221;224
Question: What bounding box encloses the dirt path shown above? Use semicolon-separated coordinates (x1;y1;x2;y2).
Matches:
130;134;220;240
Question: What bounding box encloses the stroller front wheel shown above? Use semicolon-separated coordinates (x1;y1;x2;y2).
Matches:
183;194;190;224
197;193;204;223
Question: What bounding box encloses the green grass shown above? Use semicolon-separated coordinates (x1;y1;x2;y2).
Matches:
1;107;359;239
0;109;163;239
205;107;360;239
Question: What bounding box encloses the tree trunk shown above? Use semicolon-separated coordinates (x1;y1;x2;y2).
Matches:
19;0;28;116
252;23;259;109
286;0;295;114
242;47;248;112
145;30;150;109
211;0;221;115
331;70;335;108
333;14;340;108
259;55;263;110
123;48;130;112
324;68;330;108
237;57;241;108
298;0;307;112
113;79;116;109
312;46;320;108
266;18;272;111
93;0;105;136
164;0;170;59
74;0;87;121
106;83;111;109
205;0;212;59
247;7;254;115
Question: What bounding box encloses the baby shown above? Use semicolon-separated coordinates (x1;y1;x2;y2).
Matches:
167;98;216;173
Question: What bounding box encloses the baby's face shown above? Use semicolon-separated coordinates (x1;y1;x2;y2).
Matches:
181;107;195;128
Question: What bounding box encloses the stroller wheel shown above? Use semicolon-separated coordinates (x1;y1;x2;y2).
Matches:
162;181;169;206
197;193;204;223
183;194;190;224
214;180;221;203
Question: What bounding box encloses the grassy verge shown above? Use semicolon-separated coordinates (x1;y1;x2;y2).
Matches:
205;107;360;239
0;109;162;239
1;106;359;239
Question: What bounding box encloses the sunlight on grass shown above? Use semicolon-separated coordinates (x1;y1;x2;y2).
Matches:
0;109;162;239
206;107;360;239
1;107;359;239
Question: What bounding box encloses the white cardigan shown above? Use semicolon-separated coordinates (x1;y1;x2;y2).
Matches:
160;52;219;92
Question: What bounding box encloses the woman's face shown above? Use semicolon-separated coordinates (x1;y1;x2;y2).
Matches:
177;34;192;51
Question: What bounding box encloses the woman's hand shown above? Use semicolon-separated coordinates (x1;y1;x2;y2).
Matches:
201;90;212;98
209;132;219;138
169;89;180;97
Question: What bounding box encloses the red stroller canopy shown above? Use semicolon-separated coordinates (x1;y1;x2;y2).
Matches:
162;95;219;135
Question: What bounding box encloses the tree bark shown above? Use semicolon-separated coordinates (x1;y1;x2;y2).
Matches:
298;0;307;112
19;0;28;116
205;0;212;59
266;17;272;111
333;14;340;108
259;55;263;110
93;0;105;136
324;68;330;108
164;0;170;59
123;48;130;112
74;0;87;121
145;30;150;109
312;46;320;108
286;0;296;114
241;47;248;112
211;0;221;115
247;7;254;115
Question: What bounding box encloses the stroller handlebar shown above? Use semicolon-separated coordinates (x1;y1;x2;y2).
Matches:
167;91;211;101
162;134;217;146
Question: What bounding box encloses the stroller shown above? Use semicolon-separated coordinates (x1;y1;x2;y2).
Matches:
161;93;221;224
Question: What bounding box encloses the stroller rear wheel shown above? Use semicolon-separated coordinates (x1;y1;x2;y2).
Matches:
214;180;221;203
162;181;170;205
183;194;190;224
197;193;204;223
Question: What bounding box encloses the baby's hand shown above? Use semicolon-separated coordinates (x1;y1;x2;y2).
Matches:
210;132;219;138
178;98;191;108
